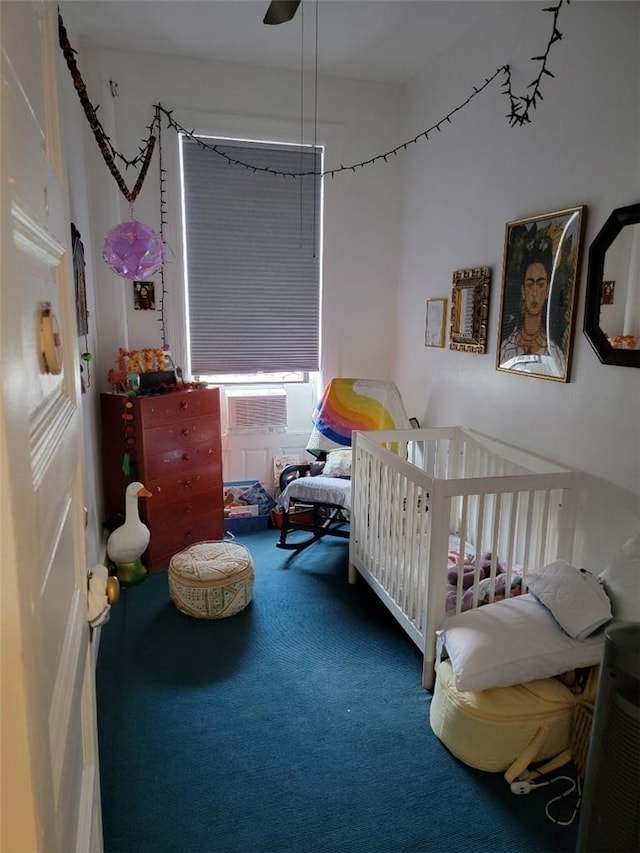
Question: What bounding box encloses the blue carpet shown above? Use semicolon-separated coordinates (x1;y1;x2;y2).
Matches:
97;529;579;852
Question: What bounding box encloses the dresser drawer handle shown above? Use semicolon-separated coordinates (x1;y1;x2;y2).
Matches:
181;427;190;436
185;529;193;539
185;503;193;514
182;453;190;463
179;401;188;410
182;479;191;489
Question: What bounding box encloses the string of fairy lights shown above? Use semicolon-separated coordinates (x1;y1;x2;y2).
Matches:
58;1;570;189
156;0;569;180
155;105;169;346
58;0;572;349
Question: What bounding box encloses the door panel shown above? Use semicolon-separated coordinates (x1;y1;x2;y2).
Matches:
0;3;102;851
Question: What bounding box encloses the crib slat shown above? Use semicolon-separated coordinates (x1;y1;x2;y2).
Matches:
504;491;518;596
487;493;501;604
538;489;551;567
522;491;535;584
470;494;486;609
450;495;467;615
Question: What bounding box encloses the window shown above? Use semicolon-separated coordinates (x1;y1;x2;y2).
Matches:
180;136;323;380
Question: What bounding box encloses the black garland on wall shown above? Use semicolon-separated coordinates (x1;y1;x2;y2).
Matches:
59;12;159;200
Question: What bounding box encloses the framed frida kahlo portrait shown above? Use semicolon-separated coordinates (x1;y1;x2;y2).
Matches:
496;205;586;382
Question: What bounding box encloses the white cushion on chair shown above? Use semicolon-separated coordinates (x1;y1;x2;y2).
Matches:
278;476;351;511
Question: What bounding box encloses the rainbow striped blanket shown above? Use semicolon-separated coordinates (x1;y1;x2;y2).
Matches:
306;378;410;457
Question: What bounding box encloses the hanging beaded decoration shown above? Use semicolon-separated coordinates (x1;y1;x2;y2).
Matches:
121;392;137;478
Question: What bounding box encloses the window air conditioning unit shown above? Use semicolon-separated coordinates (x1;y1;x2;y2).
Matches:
226;388;288;430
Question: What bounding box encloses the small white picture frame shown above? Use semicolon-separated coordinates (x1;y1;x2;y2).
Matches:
425;298;447;348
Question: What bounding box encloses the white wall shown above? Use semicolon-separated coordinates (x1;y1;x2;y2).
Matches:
394;1;640;572
59;2;639;571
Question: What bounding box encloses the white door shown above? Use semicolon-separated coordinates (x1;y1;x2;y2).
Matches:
0;3;102;851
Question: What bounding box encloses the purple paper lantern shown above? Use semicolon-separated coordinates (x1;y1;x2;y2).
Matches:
102;219;164;279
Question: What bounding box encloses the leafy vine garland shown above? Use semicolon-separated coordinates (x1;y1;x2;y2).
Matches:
58;12;157;201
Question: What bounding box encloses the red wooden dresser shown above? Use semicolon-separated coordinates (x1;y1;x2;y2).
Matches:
100;387;224;571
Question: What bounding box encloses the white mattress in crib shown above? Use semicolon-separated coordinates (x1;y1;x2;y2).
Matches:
430;660;578;773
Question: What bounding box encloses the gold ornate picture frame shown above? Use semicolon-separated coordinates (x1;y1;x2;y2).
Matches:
449;267;491;353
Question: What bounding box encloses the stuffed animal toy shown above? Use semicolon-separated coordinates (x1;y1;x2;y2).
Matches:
447;551;506;587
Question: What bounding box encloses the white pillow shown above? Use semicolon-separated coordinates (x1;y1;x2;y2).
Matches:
599;533;640;622
527;560;612;641
322;448;352;479
438;593;605;693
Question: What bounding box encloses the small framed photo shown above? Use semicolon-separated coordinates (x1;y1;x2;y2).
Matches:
133;280;156;310
425;298;447;347
496;205;585;382
601;281;615;305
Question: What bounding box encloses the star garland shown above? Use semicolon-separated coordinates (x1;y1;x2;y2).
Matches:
58;1;571;193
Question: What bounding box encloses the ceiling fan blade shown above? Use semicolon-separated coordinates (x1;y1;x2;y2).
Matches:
263;1;301;26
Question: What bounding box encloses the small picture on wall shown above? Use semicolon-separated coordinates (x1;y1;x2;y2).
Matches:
601;281;615;305
425;298;447;347
71;223;89;336
496;205;585;383
133;281;156;310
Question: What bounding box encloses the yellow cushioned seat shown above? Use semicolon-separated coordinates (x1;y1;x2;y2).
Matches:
430;659;577;772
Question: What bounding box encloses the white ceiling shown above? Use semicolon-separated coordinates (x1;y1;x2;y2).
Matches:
60;0;500;85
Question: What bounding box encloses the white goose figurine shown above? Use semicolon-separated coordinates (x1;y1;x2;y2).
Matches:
107;481;152;584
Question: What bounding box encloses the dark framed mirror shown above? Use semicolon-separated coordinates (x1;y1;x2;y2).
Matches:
584;203;640;367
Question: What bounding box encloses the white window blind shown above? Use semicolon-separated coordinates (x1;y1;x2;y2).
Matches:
181;137;322;375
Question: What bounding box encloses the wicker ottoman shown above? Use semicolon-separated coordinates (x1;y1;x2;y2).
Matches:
168;540;255;619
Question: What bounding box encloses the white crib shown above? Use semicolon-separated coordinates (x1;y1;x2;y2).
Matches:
348;427;577;689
